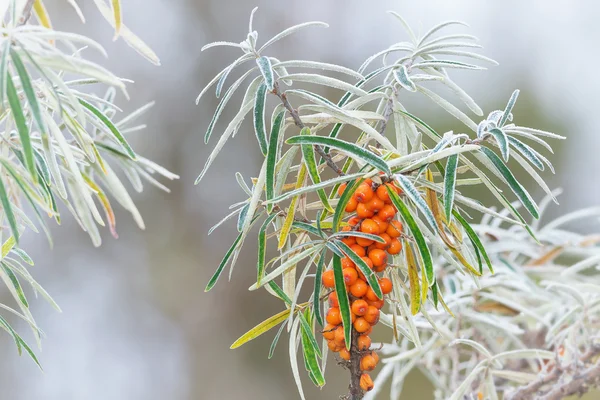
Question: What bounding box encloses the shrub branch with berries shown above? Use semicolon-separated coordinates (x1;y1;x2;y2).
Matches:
199;8;600;400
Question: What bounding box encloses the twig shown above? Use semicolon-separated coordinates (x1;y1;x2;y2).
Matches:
272;82;345;177
347;327;364;400
18;0;35;26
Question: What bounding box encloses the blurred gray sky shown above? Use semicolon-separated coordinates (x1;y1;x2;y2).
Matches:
0;1;598;399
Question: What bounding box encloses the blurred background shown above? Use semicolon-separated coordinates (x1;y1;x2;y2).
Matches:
0;0;598;399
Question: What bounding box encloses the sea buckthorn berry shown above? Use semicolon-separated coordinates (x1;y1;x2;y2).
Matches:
360;354;377;371
360;373;374;392
386;220;404;238
378;204;396;222
329;292;339;308
322;270;335;288
364;178;373;186
342;257;355;269
360;256;374;270
373;263;387;273
328;340;342;352
371;351;380;364
356;237;374;247
367;299;385;309
364;306;380;325
348;216;361;226
379;278;393;295
351;299;369;316
387;238;402;255
360;219;379;235
372;216;388;234
327;307;342;325
354;183;374;203
338;348;351;361
375;233;392;250
350;244;366;257
365;287;380;302
365;196;384;213
369;248;387;268
337;183;347;196
343;268;358;286
341;226;351;232
363;325;373;336
356;203;375;219
341;236;356;246
350;279;369;298
357;335;372;351
376;184;392;203
354;317;370;333
323;324;336;340
345;197;358;213
334;326;345;344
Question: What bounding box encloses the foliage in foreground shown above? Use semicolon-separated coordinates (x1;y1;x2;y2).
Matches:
0;0;176;367
198;8;599;400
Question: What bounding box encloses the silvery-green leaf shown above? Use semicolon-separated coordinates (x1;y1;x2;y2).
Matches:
259;21;329;52
387;11;418;44
201;41;244;51
280;73;368;97
507;136;544;170
417;20;469;47
444;154;459;220
425;49;498;65
507;126;565;140
196;53;253;104
488;127;509;161
272;60;363;79
416;85;478;131
499;89;519;127
414;41;482;58
253;83;268;155
256;56;274;91
393;174;437;231
413;60;485;70
393;64;416;92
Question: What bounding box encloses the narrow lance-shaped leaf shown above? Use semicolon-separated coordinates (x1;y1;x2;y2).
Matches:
387;186;434;284
0;176;19;243
333;254;352;349
333;178;362;231
257;213;278;285
453;211;493;273
257;56;274;91
335;241;383;299
111;0;122;38
11;48;46;135
253;83;268;155
237;204;250;232
499;89;519;127
1;264;28;308
444;154;459;220
6;74;36;180
230;308;292;349
507;136;544;170
480;147;539;219
278;163;307;249
266;110;286;212
287;136;391;175
393;65;416;92
312;248;326;327
0;40;10;105
299;127;334;212
404;241;421;315
488;127;510;161
300;310;325;387
393;174;437;231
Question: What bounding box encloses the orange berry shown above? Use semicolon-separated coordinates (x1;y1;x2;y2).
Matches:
341;226;352;232
323;324;337;340
360;219;379;235
387;238;402;255
372;216;389;234
342;257;355;269
367;298;385;309
386;220;403;238
379;278;393;295
322;270;335;288
339;348;351;361
364;325;373;335
343;268;358;286
369;249;387;268
355;183;374;203
364;178;373;186
352;299;369;316
356;237;374;247
365;287;380;302
378;204;396;222
360;256;374;270
477;392;484;400
354;317;370;333
345;197;358;213
327;307;342;325
371;351;380;364
341;236;356;246
364;306;380;325
337;183;347;196
376;184;392;203
365;196;384;213
334;325;345;344
328;340;342;352
360;373;374;391
373;263;387;273
348;216;361;226
360;354;377;371
350;244;366;257
329;292;339;308
375;233;392;250
356;203;375;219
350;279;369;298
357;335;372;351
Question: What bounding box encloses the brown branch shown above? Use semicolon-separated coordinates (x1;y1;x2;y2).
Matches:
18;0;35;26
347;327;364;400
271;82;345;177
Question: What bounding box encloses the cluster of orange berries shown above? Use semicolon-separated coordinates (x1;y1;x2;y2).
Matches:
321;178;404;392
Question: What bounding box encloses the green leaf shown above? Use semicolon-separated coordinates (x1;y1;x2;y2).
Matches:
287;136;390;175
253;82;269;155
257;56;274;91
230;308;292;349
335;241;383;299
393;65;416;92
299;127;334;212
257;213;278;285
1;263;28;307
499;89;519;127
237;204;250;232
10;48;45;134
79;99;136;159
444;154;459;220
313;248;326;327
333;178;362;232
480;147;539;219
6;74;36;180
0;176;19;243
266;110;286;212
268;320;287;359
205;232;243;292
488;127;509;161
300;313;325;387
452;211;493;273
0;40;10;105
332;254;352;349
393;174;437;231
387;186;434;284
507;136;544;170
